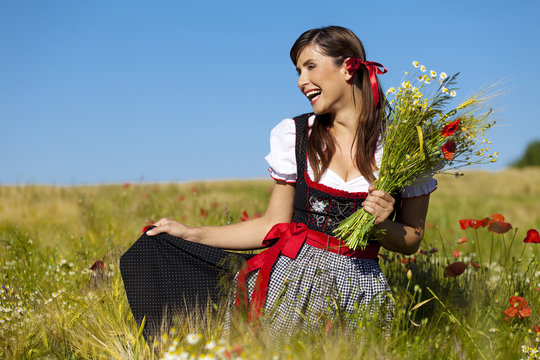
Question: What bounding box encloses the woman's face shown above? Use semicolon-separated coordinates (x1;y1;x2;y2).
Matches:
295;45;350;115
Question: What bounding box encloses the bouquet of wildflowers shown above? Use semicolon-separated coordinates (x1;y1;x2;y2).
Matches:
334;62;498;250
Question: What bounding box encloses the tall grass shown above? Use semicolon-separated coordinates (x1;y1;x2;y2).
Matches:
1;169;539;359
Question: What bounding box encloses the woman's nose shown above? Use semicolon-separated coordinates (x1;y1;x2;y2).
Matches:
297;73;308;92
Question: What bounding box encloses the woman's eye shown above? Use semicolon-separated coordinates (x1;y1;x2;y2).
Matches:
308;64;316;70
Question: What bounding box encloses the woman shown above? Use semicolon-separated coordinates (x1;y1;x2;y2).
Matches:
120;26;435;338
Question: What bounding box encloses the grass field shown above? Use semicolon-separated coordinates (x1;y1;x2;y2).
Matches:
1;168;539;359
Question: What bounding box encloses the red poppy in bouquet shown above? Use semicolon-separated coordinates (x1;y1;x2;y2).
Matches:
441;118;461;137
524;229;540;243
453;249;460;259
470;260;481;269
442;140;456;160
458;237;467;244
504;296;531;321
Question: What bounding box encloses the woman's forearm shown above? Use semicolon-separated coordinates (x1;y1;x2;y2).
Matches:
375;194;430;255
188;216;283;250
374;218;424;255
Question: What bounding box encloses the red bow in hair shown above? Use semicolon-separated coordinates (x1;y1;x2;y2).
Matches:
345;57;387;109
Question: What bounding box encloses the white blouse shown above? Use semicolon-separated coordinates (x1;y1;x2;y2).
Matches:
265;116;437;198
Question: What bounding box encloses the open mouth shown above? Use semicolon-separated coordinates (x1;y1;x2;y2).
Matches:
305;89;321;104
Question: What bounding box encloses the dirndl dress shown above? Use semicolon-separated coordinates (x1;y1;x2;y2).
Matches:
120;113;437;338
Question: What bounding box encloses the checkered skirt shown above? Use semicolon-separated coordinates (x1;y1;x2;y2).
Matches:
233;241;394;335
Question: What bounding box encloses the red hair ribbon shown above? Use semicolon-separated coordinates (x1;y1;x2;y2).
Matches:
345;58;387;109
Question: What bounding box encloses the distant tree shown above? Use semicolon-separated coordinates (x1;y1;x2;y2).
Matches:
512;140;540;167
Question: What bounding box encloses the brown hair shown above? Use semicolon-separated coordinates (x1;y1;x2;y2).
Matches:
290;26;385;183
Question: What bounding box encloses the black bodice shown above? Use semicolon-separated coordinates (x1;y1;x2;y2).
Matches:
291;113;369;236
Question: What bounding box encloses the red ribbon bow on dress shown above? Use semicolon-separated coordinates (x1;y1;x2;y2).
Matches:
235;222;380;322
345;58;387;109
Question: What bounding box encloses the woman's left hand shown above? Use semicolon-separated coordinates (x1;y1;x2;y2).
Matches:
362;185;396;225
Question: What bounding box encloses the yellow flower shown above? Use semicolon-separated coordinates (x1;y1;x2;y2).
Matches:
412;60;419;68
420;65;426;72
442;87;448;93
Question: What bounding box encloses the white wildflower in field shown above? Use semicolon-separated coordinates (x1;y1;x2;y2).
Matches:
430;70;437;78
440;72;448;80
420;65;426;72
450;90;457;97
412;60;419;67
186;333;201;345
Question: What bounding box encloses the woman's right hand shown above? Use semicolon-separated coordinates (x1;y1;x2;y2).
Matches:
145;217;197;241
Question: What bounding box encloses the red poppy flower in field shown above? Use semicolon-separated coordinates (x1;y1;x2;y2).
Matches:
200;208;207;217
240;211;261;221
142;221;155;233
232;343;243;355
524;229;540;243
90;260;104;272
240;211;250;221
491;214;505;222
442;140;456;160
470;260;481;269
488;220;512;234
445;261;467;277
459;217;491;230
191;187;199;194
459;219;476;230
458;237;467;244
178;195;185;202
441;118;461;137
123;182;131;188
474;217;491;229
504;296;531;320
453;250;460;258
534;325;540;334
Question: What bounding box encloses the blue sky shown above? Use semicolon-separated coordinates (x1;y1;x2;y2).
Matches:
1;0;539;185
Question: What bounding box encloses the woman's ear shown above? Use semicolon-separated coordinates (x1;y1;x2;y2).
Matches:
343;57;360;83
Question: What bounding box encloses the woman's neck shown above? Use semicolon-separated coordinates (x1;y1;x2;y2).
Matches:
329;92;363;140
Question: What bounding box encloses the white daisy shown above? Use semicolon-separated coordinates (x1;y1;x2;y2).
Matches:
450;90;457;97
442;87;448;93
412;60;419;68
430;70;437;78
186;333;201;345
420;65;426;72
439;72;448;80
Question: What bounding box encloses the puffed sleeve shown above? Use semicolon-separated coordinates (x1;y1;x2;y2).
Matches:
264;118;297;183
401;175;437;198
